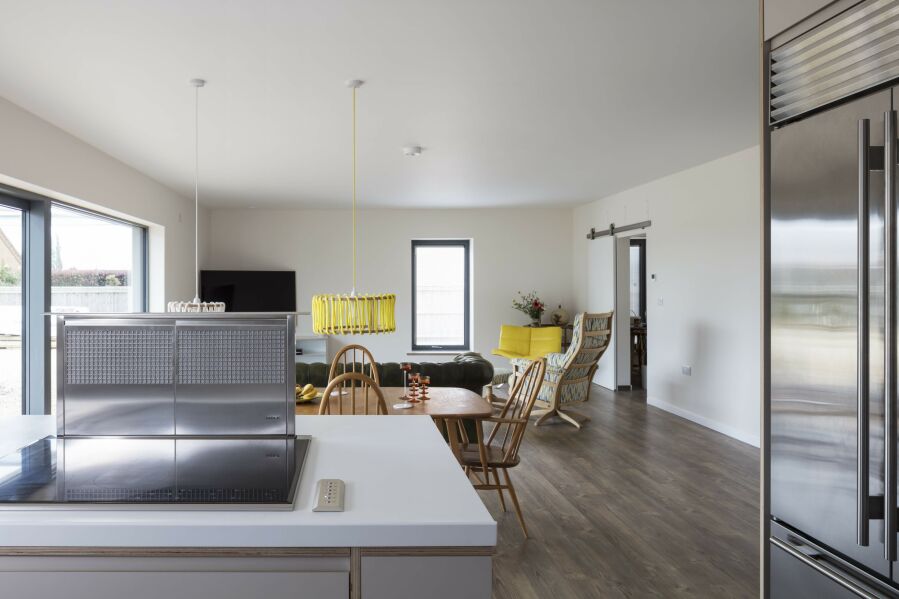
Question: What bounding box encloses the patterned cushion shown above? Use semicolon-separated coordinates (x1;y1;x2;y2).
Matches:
514;312;612;406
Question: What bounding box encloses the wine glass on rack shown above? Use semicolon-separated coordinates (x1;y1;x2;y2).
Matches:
409;373;421;403
393;363;414;410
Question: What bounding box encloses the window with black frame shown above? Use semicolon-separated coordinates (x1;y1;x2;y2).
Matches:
411;240;470;351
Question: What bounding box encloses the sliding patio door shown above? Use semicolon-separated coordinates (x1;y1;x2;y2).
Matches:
0;193;148;415
0;204;24;415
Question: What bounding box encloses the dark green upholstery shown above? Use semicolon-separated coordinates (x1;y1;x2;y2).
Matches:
295;352;494;394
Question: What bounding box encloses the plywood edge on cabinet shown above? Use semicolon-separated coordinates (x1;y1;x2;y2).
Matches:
351;547;362;599
0;546;496;558
0;546;352;558
361;546;496;557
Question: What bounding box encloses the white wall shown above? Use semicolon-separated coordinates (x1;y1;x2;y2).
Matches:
206;207;574;367
573;146;761;446
0;97;204;309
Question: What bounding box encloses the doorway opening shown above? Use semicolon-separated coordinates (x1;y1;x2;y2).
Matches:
586;220;651;392
628;238;647;390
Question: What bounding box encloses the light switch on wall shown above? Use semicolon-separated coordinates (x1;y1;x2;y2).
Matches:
681;365;692;376
657;297;664;306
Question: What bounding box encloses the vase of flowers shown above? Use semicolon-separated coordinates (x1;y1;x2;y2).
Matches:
513;291;545;326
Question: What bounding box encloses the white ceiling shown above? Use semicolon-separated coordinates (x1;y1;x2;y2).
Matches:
0;0;759;209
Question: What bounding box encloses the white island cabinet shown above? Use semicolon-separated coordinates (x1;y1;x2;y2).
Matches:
0;415;496;599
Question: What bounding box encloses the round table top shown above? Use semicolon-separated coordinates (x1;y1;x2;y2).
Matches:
295;386;493;418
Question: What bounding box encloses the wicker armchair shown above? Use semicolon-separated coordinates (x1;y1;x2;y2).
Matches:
511;311;613;428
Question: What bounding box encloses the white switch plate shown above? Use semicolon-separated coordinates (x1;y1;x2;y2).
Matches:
657;297;664;306
681;365;692;376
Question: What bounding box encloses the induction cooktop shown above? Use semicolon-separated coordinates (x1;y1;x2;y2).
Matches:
0;435;310;510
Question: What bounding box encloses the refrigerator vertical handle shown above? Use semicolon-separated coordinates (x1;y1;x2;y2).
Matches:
859;118;871;547
885;110;897;562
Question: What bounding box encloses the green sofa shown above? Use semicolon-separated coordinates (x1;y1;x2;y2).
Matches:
295;352;494;395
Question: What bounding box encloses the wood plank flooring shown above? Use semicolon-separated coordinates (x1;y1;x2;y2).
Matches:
486;386;759;598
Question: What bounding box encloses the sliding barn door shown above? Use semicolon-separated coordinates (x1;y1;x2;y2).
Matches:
587;236;616;389
615;236;631;387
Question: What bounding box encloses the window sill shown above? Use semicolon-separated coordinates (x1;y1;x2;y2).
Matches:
407;350;465;355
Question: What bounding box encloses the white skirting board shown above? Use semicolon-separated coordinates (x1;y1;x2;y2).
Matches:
647;396;760;448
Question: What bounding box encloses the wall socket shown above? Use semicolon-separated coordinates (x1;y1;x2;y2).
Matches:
681;365;692;376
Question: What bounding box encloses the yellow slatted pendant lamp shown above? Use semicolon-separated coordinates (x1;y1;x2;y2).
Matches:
312;80;396;335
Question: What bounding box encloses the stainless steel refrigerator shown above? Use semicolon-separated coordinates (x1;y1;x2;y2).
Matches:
768;2;899;593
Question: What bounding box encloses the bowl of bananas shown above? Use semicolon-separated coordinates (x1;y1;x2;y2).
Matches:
295;383;319;403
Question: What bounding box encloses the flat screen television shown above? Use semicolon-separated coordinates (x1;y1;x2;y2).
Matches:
200;270;296;312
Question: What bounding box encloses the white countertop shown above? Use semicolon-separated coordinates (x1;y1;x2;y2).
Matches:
0;416;496;548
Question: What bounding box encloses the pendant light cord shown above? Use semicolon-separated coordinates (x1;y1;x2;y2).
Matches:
194;83;200;302
352;85;357;296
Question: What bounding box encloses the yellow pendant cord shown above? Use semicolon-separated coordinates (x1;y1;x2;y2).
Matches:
311;79;396;335
352;85;357;295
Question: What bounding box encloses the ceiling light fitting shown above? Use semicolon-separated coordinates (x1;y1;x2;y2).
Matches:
312;80;396;335
167;78;225;313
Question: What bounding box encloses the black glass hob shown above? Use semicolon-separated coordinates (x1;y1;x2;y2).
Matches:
0;436;310;509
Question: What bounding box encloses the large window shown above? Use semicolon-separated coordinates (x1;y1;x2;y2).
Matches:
48;203;147;412
0;191;150;415
50;204;146;314
411;240;470;351
0;205;23;416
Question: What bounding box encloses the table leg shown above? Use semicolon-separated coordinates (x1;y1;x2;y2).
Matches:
443;417;462;462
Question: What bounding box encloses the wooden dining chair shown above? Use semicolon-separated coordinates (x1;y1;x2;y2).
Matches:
318;372;388;415
458;357;546;538
329;344;380;384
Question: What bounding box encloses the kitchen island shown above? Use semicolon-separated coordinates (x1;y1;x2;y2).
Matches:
0;415;496;599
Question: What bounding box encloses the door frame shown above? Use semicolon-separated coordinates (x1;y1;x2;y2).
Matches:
0;186;50;415
586;221;651;391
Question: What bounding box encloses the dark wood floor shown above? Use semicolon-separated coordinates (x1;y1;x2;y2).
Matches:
486;386;759;599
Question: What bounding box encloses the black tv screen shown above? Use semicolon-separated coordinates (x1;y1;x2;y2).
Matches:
200;270;296;312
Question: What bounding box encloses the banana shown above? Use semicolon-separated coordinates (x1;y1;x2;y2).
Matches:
296;384;319;402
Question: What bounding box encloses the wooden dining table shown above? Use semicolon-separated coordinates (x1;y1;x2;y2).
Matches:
295;386;493;459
